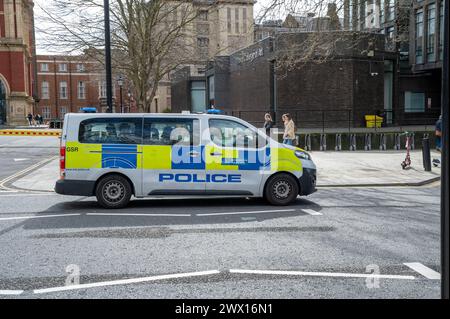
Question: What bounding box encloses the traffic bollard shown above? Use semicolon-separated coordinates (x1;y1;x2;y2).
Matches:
349;134;356;151
320;134;327;151
304;134;311;151
364;133;372;151
335;134;342;151
394;133;401;150
422;137;432;171
379;133;386;150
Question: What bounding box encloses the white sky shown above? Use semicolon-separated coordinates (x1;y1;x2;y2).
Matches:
33;0;333;54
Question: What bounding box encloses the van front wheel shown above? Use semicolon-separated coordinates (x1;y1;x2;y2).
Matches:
264;173;299;206
96;174;132;209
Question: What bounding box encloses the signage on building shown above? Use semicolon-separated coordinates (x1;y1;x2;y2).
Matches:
239;47;264;64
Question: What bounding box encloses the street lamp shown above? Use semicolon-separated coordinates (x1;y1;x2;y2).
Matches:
117;75;124;113
104;0;113;113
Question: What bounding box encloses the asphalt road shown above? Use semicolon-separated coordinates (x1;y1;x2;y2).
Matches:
0;185;441;299
0;136;58;181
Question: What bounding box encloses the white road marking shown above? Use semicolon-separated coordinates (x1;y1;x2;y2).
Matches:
86;213;191;217
302;209;323;216
196;209;296;217
0;156;58;192
0;193;54;197
404;263;441;280
0;213;80;221
229;269;416;280
0;290;24;295
14;158;29;162
33;270;221;294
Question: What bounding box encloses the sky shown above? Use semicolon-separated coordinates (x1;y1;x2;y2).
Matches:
33;0;334;54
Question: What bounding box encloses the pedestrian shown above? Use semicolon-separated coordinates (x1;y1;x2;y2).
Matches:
34;114;40;127
282;113;295;145
435;115;442;152
263;113;274;136
433;115;442;167
38;114;44;125
26;113;33;126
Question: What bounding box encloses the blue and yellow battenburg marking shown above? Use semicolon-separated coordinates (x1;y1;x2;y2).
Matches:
65;142;301;173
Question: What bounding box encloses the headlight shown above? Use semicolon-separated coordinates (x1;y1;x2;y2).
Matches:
294;150;311;160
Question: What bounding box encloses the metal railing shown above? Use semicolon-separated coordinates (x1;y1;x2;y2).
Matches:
228;108;440;131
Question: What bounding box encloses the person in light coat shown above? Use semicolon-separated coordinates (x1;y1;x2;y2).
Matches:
282;113;295;145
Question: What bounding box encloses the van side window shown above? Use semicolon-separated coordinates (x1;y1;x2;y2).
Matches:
143;118;199;146
209;119;259;148
78;118;143;144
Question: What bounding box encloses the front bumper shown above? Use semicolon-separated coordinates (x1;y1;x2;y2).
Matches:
55;179;96;196
299;168;317;196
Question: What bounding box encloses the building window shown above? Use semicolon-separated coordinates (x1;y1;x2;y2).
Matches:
78;81;86;99
227;8;232;32
59;81;68;99
41;106;51;119
41;81;49;99
380;0;385;24
405;92;425;113
415;9;424;64
41;63;49;72
60;107;67;119
243;7;247;32
191;81;206;113
386;0;395;21
76;63;85;72
99;81;107;98
386;25;395;49
427;3;436;62
59;63;67;72
235;8;239;33
439;1;444;60
198;10;208;21
197;37;209;47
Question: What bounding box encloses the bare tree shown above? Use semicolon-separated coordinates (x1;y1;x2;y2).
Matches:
36;0;202;112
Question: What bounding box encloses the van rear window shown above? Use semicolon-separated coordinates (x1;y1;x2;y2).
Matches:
78;118;143;144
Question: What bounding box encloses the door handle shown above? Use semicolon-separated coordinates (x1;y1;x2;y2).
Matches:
210;152;222;156
189;151;200;157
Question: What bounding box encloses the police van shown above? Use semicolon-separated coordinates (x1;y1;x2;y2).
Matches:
55;113;317;208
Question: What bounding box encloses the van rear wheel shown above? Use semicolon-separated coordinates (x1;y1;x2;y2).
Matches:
96;174;132;209
264;173;299;206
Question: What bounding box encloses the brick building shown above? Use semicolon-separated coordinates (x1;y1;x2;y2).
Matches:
35;55;141;120
172;32;389;128
0;0;36;125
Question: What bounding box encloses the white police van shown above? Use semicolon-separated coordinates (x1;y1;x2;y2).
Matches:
55;113;316;208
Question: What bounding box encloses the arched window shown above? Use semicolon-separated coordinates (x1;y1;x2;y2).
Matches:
41;81;50;99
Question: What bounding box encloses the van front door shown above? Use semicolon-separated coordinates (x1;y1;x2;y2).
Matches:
142;117;205;195
205;119;268;196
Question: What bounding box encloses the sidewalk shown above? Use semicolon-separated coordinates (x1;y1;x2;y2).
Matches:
9;150;442;192
313;150;441;187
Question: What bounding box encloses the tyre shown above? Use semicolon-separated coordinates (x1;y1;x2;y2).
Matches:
264;173;299;206
95;174;132;209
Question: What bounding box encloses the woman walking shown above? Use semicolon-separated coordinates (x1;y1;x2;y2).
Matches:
282;113;295;145
263;113;274;136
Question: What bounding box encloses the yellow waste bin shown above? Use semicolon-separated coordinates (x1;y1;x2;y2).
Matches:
365;115;383;128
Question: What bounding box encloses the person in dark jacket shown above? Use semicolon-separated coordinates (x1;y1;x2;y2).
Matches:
263;113;274;136
27;113;33;126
